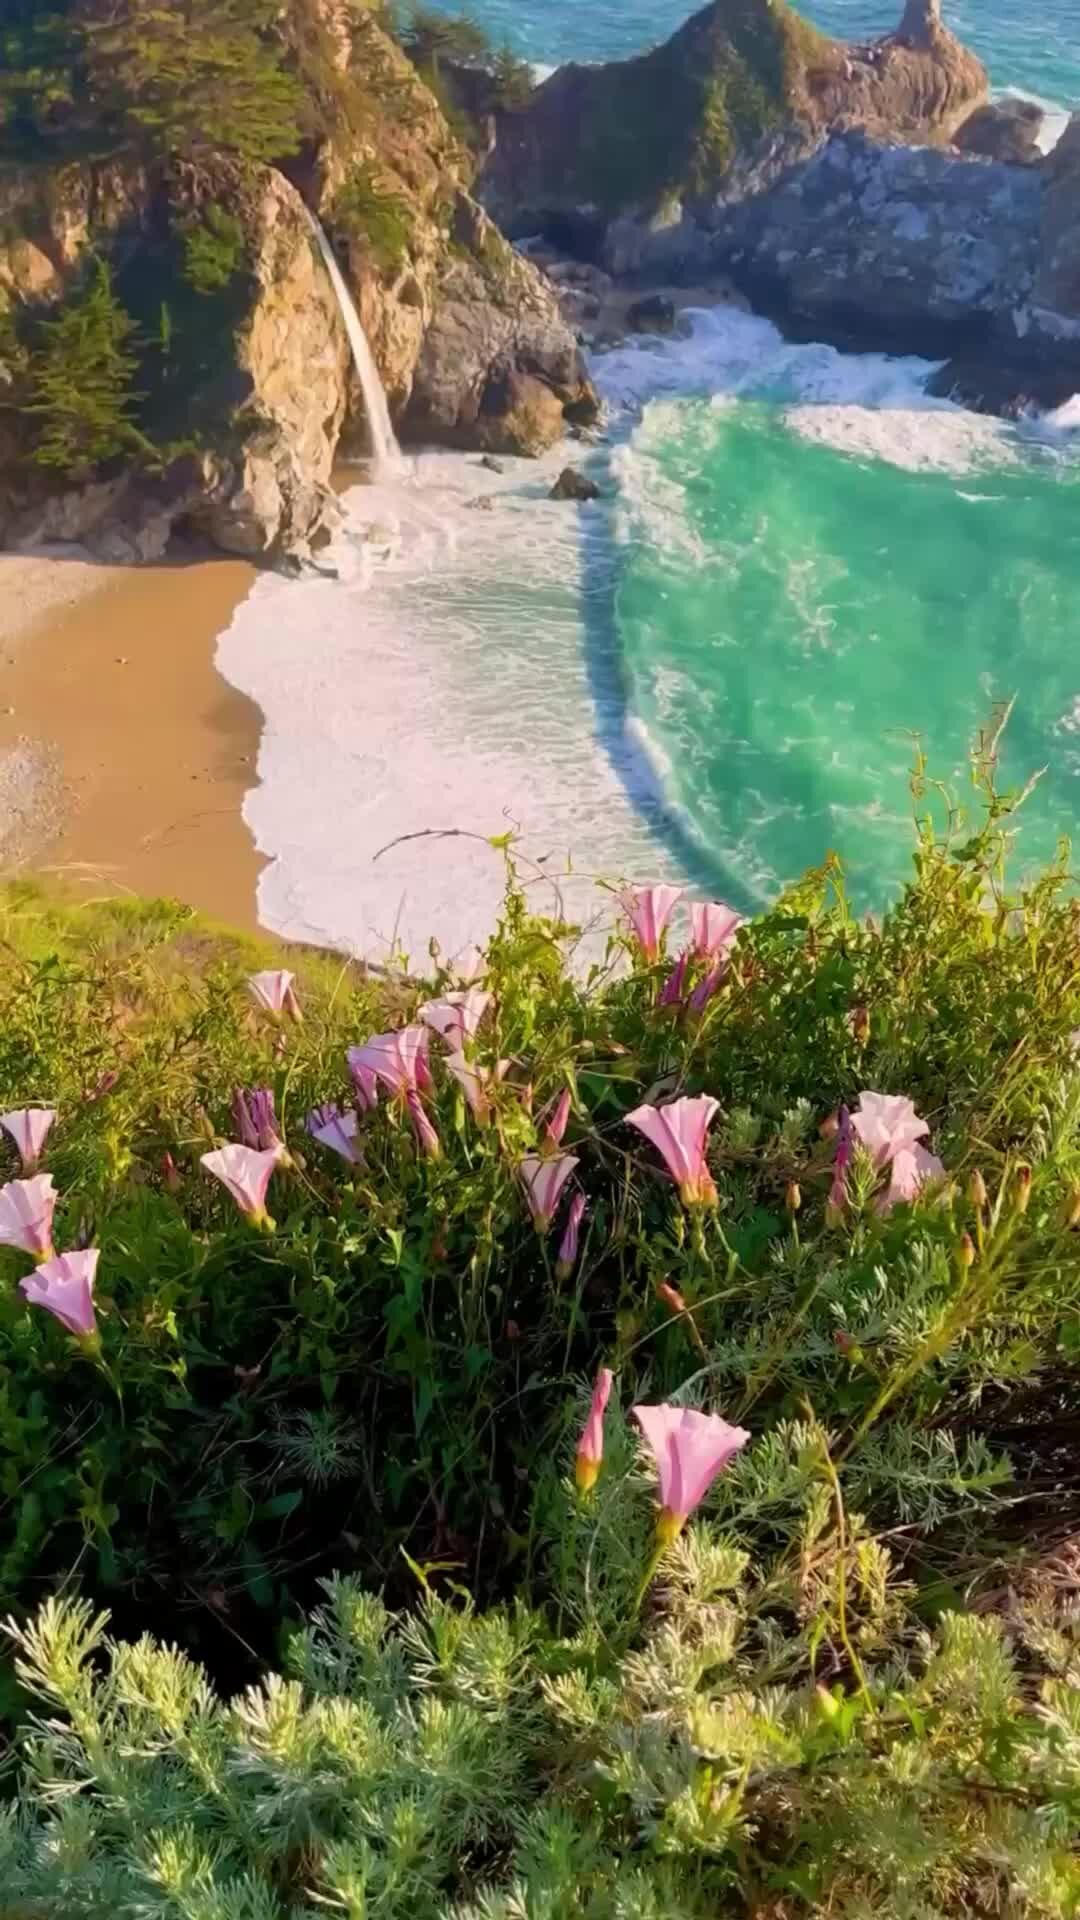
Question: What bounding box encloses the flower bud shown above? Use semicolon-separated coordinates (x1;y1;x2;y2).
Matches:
161;1151;182;1196
1013;1166;1032;1216
785;1181;802;1214
657;1280;688;1316
957;1231;976;1269
968;1169;988;1211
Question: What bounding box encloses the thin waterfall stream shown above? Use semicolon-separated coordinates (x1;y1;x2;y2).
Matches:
305;209;400;466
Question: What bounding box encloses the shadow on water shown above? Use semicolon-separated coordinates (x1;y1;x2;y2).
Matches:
572;430;758;910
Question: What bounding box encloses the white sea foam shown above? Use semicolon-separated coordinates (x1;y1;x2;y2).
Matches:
599;305;1017;478
215;449;681;963
1042;394;1080;434
994;87;1072;154
782;404;1017;475
216;304;1064;958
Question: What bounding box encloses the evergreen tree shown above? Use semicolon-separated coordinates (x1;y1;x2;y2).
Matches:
0;4;81;146
26;259;149;472
1;0;303;164
82;0;304;164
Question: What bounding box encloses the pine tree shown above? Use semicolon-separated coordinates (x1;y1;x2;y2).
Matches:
26;259;149;473
81;0;304;165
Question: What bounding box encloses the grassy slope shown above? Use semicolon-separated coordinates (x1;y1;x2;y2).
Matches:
525;0;832;213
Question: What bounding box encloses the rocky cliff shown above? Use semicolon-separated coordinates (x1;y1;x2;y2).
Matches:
0;0;596;565
478;0;987;255
725;122;1080;409
477;0;1080;411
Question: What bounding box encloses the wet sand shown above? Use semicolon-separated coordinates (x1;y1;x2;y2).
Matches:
0;550;263;927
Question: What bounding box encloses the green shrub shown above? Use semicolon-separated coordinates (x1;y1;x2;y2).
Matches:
3;1414;1080;1917
0;0;303;165
393;4;495;71
181;203;250;296
332;166;415;273
490;45;535;113
24;257;155;472
0;750;1079;1678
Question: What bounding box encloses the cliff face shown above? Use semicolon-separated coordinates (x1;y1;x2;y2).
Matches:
478;0;987;247
293;0;595;455
0;0;596;564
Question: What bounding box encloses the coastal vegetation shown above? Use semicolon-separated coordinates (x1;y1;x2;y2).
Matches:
1;745;1079;1908
0;0;304;165
503;0;833;214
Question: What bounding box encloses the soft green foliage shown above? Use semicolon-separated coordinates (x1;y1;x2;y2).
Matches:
24;257;152;471
391;4;533;127
393;4;495;70
0;3;79;150
332;167;415;273
0;0;303;164
86;0;304;165
182;203;251;297
547;0;831;211
0;750;1079;1681
4;1446;1080;1917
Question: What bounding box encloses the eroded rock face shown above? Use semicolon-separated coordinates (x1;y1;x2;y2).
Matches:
1035;115;1080;318
0;0;596;562
954;98;1045;166
728;133;1042;354
477;0;987;264
191;170;347;559
0;163;346;563
403;199;598;451
301;8;596;460
725;125;1080;409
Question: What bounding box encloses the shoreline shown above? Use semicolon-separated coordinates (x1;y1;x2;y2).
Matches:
0;547;264;928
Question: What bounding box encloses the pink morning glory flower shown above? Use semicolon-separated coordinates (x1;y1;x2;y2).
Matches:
20;1249;98;1340
232;1087;285;1158
445;1051;491;1122
200;1144;280;1227
419;990;492;1054
349;1060;379;1113
0;1108;56;1173
626;1095;720;1206
248;970;302;1022
556;1190;586;1280
576;1366;613;1493
306;1103;361;1165
851;1092;929;1168
688;962;726;1016
880;1142;946;1212
632;1403;750;1541
348;1027;432;1101
520;1153;579;1233
658;951;690;1008
544;1087;573;1150
689;902;743;958
0;1174;57;1261
619;885;685;963
406;1087;441;1160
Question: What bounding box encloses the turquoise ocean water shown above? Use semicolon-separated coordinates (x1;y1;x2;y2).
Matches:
218;5;1080;960
453;0;1080;106
472;0;1080;912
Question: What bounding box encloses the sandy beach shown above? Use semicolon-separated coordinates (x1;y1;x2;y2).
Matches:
0;547;264;927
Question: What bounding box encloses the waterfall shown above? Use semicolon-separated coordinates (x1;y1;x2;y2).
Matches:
305;210;400;466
